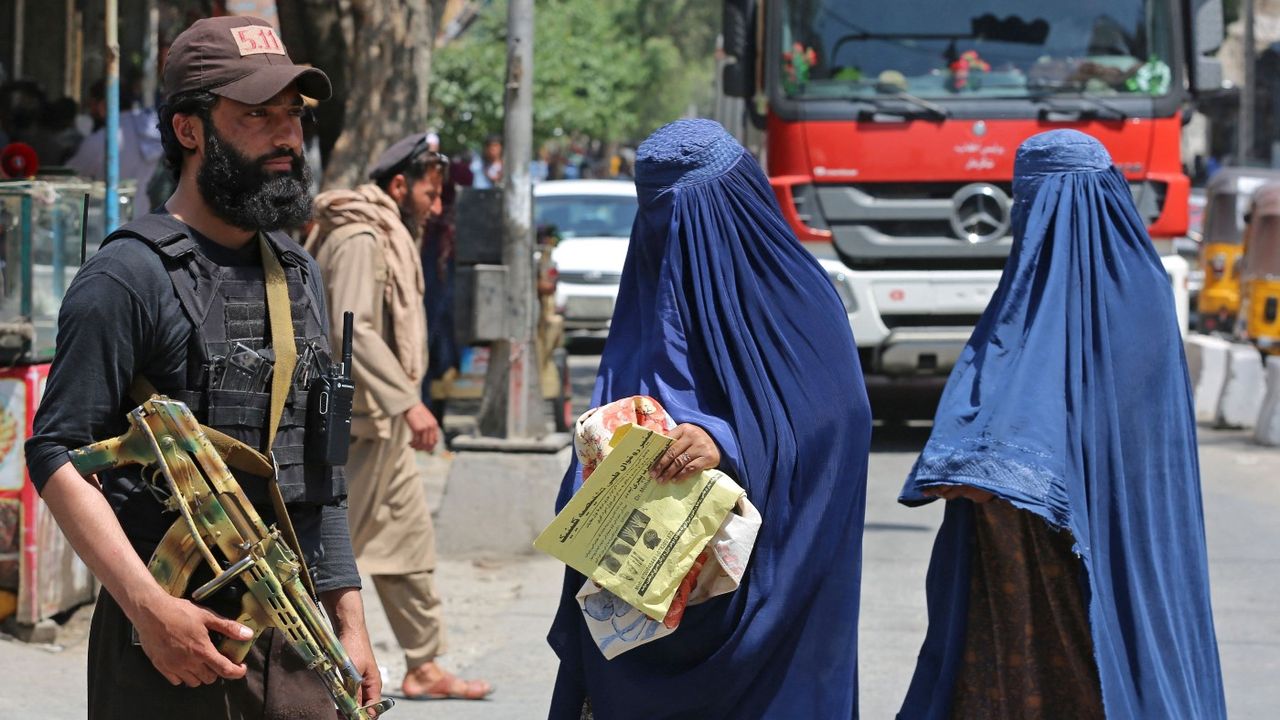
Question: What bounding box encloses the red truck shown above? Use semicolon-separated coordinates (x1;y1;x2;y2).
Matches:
720;0;1219;402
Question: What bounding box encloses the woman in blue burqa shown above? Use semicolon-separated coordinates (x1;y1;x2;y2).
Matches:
898;129;1226;719
546;119;871;719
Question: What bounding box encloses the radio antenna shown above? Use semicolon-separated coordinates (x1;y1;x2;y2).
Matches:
341;311;354;379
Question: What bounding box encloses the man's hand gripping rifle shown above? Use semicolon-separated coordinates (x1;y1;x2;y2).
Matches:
69;397;393;719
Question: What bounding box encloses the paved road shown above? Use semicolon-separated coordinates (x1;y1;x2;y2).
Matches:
2;354;1276;718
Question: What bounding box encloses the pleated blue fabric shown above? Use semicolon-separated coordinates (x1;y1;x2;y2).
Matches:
546;119;871;719
898;129;1227;719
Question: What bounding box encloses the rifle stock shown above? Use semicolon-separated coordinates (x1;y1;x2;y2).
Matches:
69;397;394;719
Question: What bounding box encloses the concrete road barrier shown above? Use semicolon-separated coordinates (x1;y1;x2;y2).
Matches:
1185;334;1232;424
434;443;574;556
1255;357;1280;446
1218;343;1266;429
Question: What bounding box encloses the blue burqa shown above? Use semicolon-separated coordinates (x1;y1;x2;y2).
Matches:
547;119;871;719
898;130;1227;719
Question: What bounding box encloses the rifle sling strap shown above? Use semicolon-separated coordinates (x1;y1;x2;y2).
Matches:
258;236;315;600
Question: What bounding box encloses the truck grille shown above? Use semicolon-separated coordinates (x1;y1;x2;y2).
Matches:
812;180;1165;271
881;313;983;329
850;182;996;200
815;182;1014;271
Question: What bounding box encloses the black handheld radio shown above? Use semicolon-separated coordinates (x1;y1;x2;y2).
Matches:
305;311;355;465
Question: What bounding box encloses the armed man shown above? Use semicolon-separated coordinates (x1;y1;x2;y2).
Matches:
24;16;384;718
306;134;492;700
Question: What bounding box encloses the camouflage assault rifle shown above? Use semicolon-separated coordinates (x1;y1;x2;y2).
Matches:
70;397;393;719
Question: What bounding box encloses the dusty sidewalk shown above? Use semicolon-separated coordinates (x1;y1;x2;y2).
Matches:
0;554;564;719
366;451;563;719
3;425;1278;718
0;449;565;720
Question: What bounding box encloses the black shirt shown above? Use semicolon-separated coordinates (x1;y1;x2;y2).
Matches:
25;218;359;593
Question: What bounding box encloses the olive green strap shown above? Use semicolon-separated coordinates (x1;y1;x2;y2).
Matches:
259;236;297;449
258;236;317;599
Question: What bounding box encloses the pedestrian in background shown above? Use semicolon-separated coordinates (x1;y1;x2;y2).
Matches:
449;150;475;187
535;224;564;411
547;119;871;719
897;129;1227;719
67;79;164;219
0;81;45;150
307;132;492;701
421;143;459;423
28;97;82;166
471;133;502;188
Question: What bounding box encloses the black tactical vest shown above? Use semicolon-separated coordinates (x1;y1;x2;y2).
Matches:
103;214;344;505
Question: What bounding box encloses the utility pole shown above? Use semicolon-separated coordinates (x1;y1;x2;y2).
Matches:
104;0;120;231
443;0;564;555
13;0;24;80
142;0;160;108
477;0;545;439
1239;0;1256;165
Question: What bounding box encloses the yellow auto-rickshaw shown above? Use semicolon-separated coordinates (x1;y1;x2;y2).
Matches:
1238;182;1280;355
1197;168;1280;333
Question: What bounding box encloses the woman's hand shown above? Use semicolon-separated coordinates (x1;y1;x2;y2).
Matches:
923;485;995;504
650;424;721;484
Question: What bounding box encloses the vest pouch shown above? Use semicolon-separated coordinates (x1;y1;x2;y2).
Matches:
206;388;272;431
204;387;334;503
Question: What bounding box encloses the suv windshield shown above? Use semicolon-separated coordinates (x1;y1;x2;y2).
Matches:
534;195;637;239
779;0;1175;101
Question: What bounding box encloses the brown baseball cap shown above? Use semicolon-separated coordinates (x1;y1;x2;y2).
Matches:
162;16;332;104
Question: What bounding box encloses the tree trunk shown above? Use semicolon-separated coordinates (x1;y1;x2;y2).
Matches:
276;0;352;166
283;0;443;191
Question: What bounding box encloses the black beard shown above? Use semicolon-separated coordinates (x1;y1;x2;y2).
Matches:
399;199;424;243
197;124;312;232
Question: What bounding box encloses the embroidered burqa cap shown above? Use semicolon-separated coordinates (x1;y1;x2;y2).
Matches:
546;119;872;718
898;129;1227;718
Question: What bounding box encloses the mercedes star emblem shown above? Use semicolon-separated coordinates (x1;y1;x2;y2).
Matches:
949;183;1011;244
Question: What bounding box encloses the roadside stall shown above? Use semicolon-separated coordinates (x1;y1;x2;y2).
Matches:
0;0;141;637
0;172;133;637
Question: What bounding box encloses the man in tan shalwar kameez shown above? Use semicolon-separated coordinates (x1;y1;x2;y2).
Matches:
307;133;492;701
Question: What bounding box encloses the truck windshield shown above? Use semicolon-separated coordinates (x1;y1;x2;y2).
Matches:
779;0;1175;101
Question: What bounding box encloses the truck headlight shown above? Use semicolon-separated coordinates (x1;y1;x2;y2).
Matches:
826;270;857;314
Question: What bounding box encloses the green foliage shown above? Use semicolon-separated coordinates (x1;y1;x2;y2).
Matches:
429;0;717;152
430;9;508;152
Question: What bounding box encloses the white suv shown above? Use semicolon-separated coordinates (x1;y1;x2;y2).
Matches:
535;180;638;341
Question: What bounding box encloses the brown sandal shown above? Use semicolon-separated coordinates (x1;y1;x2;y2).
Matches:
404;672;494;701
